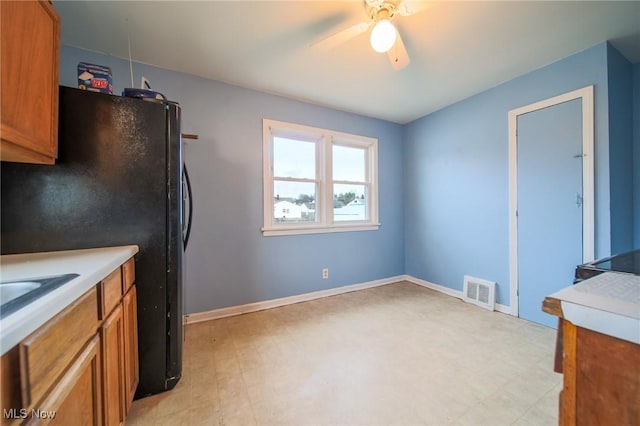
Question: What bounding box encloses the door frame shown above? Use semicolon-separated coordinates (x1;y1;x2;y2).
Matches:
508;85;595;317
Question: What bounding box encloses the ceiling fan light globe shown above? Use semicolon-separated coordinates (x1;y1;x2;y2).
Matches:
370;19;396;53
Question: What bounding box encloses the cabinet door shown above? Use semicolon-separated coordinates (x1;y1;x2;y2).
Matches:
122;286;139;413
0;0;59;164
101;305;125;426
29;335;102;425
574;326;640;426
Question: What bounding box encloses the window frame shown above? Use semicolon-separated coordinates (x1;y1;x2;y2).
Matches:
262;119;379;236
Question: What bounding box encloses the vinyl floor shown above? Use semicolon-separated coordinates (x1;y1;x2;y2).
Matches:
127;281;561;425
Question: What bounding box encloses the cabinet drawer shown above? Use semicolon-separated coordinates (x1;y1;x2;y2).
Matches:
99;268;123;319
19;287;99;408
122;258;135;294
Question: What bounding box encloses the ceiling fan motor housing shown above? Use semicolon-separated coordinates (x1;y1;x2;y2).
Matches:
370;3;397;22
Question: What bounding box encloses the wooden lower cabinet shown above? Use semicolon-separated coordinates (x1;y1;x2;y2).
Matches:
33;335;102;426
122;286;139;414
19;288;98;409
98;257;138;425
558;319;640;426
0;257;139;426
101;305;125;426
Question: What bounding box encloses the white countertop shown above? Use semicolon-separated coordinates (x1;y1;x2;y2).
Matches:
0;245;139;355
548;272;640;344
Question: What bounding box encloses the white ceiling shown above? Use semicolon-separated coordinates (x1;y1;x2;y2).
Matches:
55;1;640;124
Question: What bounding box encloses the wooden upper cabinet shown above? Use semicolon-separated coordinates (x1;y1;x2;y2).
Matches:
0;0;60;164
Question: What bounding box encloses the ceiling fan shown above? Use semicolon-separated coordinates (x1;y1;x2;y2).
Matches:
313;0;429;71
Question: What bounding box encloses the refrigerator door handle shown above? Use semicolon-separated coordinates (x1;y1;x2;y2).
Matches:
182;165;193;249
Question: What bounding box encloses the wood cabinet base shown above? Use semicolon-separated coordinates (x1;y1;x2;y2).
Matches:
0;257;138;426
559;320;640;426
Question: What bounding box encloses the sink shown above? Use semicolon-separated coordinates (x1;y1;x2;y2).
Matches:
0;274;79;319
0;281;42;305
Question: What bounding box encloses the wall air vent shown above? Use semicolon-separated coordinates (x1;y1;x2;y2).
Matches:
463;275;496;311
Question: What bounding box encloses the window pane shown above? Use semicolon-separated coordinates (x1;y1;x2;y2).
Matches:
333;184;367;221
273;181;317;223
274;137;315;179
333;145;365;182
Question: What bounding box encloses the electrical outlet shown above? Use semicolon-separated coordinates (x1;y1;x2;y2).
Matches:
322;268;329;279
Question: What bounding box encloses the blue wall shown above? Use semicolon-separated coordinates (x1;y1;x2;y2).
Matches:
60;41;634;314
60;46;406;314
634;63;640;249
607;44;634;254
404;43;612;306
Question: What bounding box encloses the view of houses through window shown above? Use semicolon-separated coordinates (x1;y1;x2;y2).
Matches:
272;139;368;223
273;190;368;223
263;119;378;235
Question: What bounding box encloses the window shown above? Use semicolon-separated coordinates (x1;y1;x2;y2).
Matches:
263;119;379;236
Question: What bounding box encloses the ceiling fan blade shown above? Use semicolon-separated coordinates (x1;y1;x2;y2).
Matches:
397;0;432;16
312;21;371;50
388;29;410;70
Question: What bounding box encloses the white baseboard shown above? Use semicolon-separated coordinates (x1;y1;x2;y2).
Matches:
402;274;512;315
184;274;513;325
401;274;464;299
494;302;511;315
184;275;406;324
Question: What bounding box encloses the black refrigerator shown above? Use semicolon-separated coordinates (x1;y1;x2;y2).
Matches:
1;86;192;398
